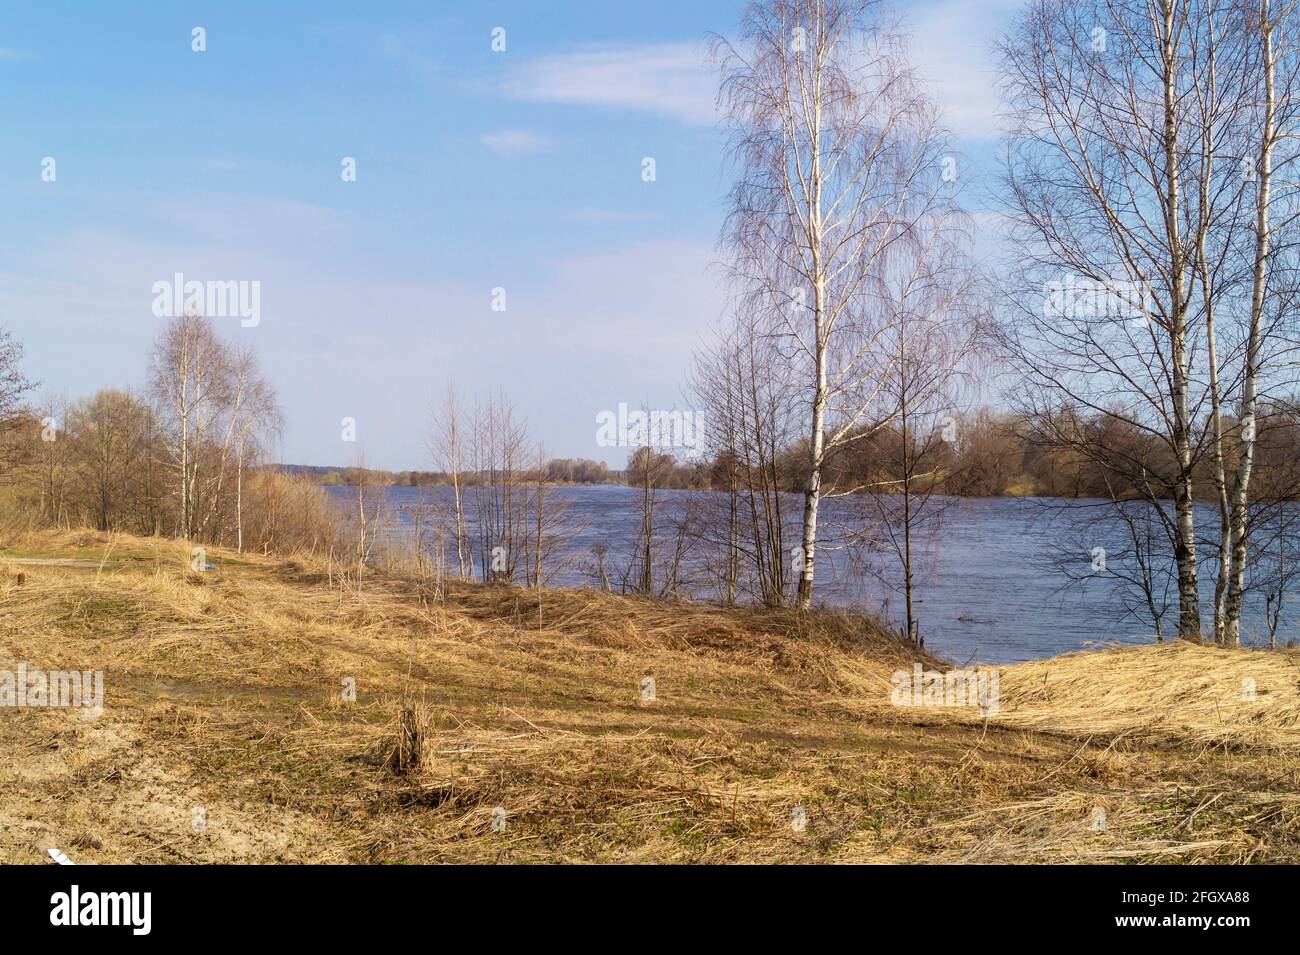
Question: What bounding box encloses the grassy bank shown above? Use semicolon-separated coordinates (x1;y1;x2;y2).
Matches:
1;529;1298;863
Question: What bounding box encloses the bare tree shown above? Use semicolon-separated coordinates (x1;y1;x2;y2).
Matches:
1221;0;1300;644
627;443;671;596
690;310;799;606
715;0;962;607
67;389;151;531
1049;492;1178;641
997;0;1255;641
198;344;279;547
837;196;985;642
0;327;35;468
1000;0;1300;644
428;383;470;577
466;392;531;583
148;315;281;546
29;394;72;527
149;314;234;539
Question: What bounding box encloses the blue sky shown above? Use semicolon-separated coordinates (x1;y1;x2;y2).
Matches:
0;0;1016;470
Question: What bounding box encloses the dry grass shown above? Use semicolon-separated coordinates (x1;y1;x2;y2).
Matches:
0;529;1298;864
994;643;1300;747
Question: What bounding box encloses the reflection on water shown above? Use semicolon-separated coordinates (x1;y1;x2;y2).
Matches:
328;485;1295;664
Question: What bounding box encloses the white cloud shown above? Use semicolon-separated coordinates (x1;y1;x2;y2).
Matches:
502;42;716;126
480;130;553;155
497;18;1009;137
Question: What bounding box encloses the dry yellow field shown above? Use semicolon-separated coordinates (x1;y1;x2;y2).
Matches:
1;530;1298;864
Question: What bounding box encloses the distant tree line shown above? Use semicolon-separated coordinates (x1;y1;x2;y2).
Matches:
608;402;1300;502
282;397;1300;505
291;457;620;488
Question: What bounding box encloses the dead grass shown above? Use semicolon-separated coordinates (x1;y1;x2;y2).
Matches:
0;529;1298;863
993;642;1300;748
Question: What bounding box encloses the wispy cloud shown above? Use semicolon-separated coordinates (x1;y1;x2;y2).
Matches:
0;48;30;62
374;33;437;80
905;0;1016;140
480;130;553;155
568;208;665;225
502;42;716;126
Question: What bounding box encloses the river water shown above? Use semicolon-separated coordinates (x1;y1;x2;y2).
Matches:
328;485;1296;664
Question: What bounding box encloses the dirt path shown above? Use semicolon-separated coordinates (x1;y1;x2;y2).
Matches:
0;701;345;864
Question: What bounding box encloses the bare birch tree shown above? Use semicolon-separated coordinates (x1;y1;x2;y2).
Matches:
1221;0;1300;644
149;314;280;545
997;0;1252;641
715;0;962;607
149;314;233;540
1001;0;1300;644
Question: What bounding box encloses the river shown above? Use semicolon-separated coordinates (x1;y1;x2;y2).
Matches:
327;485;1297;664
